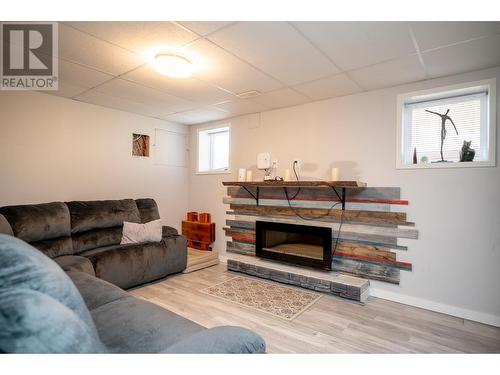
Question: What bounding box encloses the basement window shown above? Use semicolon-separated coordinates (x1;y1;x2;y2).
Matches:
197;125;230;174
397;79;496;169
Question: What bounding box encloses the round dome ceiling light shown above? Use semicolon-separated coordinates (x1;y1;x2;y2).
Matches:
152;53;193;78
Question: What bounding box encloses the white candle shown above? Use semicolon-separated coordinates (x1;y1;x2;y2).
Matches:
245;170;253;182
331;167;340;181
284;169;291;181
238;168;246;182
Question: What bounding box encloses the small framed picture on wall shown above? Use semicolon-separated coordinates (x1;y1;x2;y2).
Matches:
132;133;150;157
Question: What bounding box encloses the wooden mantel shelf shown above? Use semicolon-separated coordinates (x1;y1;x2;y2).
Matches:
222;180;367;188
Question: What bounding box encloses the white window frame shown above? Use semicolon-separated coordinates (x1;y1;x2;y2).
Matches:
196;124;231;175
396;78;496;169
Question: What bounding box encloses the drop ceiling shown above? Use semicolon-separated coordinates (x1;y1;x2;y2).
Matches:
47;21;500;125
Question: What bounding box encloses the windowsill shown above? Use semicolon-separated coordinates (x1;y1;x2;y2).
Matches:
196;170;232;175
396;160;496;170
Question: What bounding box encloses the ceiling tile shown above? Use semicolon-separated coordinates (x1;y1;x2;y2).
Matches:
411;21;500;51
293;73;362;100
422;34;500;78
45;82;89;99
292;21;415;71
122;64;235;105
59;59;113;90
65;22;197;58
188;39;283;94
250;88;310;109
208;22;338;85
213;99;268;115
92;78;197;115
178;21;235;36
46;59;114;99
348;54;427;90
162;107;231;125
58;23;144;75
75;90;170;117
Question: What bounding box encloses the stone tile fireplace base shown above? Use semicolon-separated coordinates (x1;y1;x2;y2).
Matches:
227;254;369;303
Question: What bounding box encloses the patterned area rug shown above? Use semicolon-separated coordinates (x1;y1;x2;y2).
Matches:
201;276;321;320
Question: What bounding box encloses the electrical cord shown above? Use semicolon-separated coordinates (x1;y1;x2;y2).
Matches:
293;160;299;181
284;187;342;220
332;208;344;256
283;186;345;256
284;160;345;256
287;160;301;199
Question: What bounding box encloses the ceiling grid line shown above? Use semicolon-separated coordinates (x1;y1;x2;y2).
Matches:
286;21;366;93
408;24;428;78
44;21;500;125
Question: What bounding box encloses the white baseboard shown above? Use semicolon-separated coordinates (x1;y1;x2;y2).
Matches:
371;287;500;328
221;254;500;327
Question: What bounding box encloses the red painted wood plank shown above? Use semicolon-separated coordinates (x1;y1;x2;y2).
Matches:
232;236;256;244
230;194;408;205
334;251;412;270
346;198;408;205
223;181;366;187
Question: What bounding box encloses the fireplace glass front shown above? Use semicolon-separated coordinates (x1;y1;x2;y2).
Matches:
255;221;332;270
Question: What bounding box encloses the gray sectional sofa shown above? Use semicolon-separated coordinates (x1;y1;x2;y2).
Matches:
0;199;265;354
0;198;186;289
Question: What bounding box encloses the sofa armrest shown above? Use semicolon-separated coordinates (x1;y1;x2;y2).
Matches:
161;234;187;274
162;326;266;354
162;226;178;237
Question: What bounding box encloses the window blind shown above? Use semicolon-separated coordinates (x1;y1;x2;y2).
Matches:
405;93;486;163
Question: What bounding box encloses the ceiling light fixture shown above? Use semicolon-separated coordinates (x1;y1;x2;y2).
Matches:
152;53;193;78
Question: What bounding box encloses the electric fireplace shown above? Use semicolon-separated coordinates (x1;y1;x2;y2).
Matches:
255;221;332;270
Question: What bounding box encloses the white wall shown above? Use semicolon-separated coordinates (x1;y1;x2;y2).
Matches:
188;66;500;326
0;91;189;231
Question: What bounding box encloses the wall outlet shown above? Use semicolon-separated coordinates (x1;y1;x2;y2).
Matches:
272;159;279;170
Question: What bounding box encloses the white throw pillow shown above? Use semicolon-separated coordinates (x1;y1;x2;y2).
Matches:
120;219;162;245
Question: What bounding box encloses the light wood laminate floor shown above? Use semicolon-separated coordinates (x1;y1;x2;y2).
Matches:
130;264;500;353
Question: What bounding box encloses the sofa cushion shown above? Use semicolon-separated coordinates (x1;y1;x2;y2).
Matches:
66;270;127;311
163;326;266;353
121;219;162;245
0;235;97;332
67;199;141;234
30;236;73;258
135;198;160;223
54;255;95;276
0;214;13;236
0;202;71;243
91;295;205;353
81;240;183;289
0;289;105;353
0;234;104;352
72;226;123;253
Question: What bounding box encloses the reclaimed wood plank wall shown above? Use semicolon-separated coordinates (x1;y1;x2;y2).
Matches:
223;186;418;285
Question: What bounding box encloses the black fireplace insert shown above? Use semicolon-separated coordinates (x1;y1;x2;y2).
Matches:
255;221;332;270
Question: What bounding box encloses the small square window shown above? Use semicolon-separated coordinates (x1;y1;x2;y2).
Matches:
197;125;230;174
397;79;496;169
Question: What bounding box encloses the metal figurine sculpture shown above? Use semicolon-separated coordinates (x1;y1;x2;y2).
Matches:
425;109;458;162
